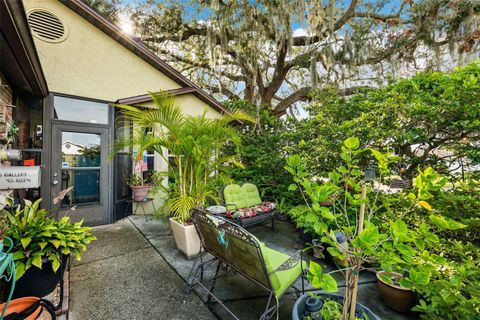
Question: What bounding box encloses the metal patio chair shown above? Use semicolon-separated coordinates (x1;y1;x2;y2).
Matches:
183;208;306;320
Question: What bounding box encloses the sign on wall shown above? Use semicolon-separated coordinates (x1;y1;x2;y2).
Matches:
0;166;41;189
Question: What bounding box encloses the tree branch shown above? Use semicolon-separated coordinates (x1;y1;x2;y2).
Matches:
272;85;373;116
202;84;240;100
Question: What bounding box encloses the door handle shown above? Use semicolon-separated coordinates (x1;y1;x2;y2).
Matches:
52;180;58;185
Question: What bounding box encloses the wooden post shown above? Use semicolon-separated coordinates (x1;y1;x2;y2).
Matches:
349;183;367;320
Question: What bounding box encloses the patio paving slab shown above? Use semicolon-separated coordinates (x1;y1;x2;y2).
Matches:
129;214;418;320
68;219;216;320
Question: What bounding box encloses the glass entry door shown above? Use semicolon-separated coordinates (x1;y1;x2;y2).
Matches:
51;124;110;225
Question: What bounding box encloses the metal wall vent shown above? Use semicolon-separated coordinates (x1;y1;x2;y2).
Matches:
27;10;67;43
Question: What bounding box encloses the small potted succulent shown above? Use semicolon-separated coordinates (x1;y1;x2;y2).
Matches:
129;174;151;202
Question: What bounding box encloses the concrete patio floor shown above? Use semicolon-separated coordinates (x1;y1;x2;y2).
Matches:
67;213;418;319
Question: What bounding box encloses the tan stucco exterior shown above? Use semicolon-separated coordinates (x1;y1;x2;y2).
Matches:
138;93;221;119
22;0;224;218
22;0;220;120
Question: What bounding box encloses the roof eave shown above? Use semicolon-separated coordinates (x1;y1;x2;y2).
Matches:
59;0;229;115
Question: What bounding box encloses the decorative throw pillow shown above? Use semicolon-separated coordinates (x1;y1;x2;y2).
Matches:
225;202;276;219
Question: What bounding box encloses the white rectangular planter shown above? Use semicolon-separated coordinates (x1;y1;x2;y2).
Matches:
169;218;201;259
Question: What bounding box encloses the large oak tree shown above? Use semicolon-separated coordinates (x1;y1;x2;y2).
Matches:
132;1;479;117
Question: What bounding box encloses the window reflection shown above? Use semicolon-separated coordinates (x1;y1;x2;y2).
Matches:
62;132;100;167
61;132;101;206
54;96;108;124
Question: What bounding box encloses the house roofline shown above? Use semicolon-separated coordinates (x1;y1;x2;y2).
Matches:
1;0;49;98
59;0;229;115
116;87;197;105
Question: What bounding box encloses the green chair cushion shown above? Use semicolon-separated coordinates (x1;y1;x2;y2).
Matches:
224;183;263;210
260;243;305;298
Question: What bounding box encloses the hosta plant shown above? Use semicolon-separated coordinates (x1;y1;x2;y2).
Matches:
4;198;96;279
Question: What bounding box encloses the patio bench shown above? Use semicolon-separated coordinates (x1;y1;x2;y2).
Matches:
184;208;306;320
221;183;277;232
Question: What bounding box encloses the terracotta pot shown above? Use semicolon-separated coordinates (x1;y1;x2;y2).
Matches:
377;271;417;312
169;218;201;259
131;185;150;201
0;297;42;320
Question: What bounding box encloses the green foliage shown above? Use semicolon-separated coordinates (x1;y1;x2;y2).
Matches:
4;199;96;280
128;174;143;186
287;137;476;319
432;179;480;244
0;214;7;240
82;0;121;23
320;298;367;320
114;92;253;223
223;102;300;208
285;61;480;180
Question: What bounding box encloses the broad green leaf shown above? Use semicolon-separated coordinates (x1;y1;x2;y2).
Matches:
38;242;48;250
20;237;32;249
415;239;425;251
15;262;25;280
12;250;25;261
358;227;379;247
50;255;61;272
319;207;334;220
309;261;323;276
313;221;327;235
49;239;61;249
32;255;43;269
344;137;360;150
429;215;465;230
396;244;416;260
288;184;298;191
286;155;301;167
320;274;338;292
425;233;439;244
409;270;430;286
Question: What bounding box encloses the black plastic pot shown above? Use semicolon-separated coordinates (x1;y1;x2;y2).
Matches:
12;254;68;298
292;291;381;320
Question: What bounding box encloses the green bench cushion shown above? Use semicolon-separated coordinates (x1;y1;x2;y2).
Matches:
224;183;262;210
260;243;305;298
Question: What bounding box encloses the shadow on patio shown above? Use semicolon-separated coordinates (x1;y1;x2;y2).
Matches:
67;214;417;320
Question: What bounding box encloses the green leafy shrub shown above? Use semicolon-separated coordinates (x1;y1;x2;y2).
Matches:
285;61;480;180
433;179;480;244
4;199;96;279
287;137;476;319
223;102;300;209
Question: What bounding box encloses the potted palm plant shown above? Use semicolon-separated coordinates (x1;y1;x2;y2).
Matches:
114;92;252;259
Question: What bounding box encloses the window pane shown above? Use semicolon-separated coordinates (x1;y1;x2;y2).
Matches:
61;131;101;206
54;96;108;124
62;132;100;167
61;169;100;205
116;153;130;199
